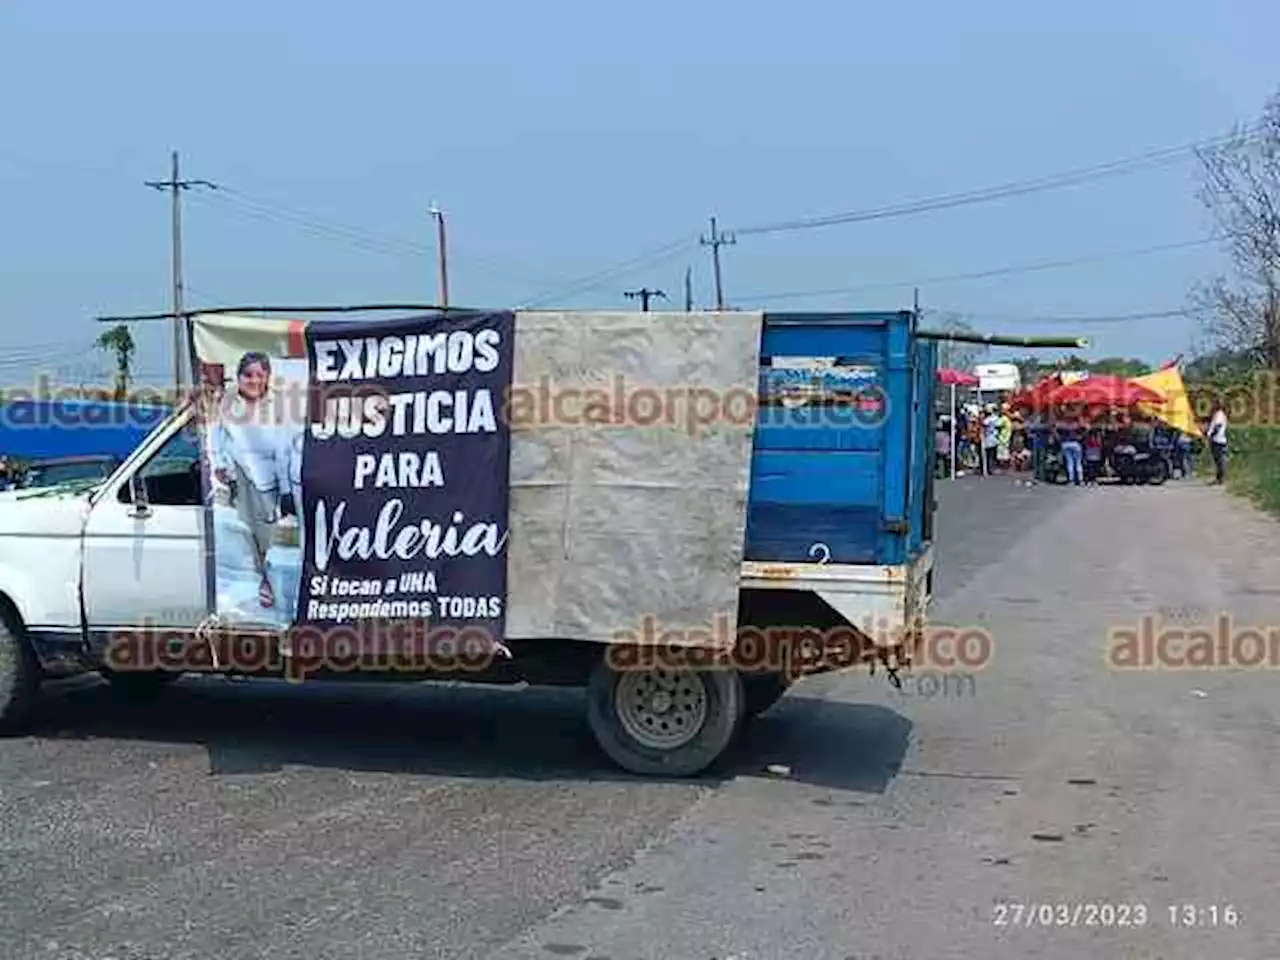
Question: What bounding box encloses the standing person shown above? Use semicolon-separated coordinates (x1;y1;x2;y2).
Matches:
1083;427;1104;484
211;352;293;610
1059;416;1084;486
1206;400;1228;484
935;416;952;478
981;404;1000;475
995;405;1013;472
1027;413;1046;480
1175;430;1194;479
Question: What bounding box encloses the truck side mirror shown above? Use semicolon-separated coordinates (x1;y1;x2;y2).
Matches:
128;472;151;518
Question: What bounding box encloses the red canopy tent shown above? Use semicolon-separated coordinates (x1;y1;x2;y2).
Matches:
937;367;979;387
1043;375;1163;409
1009;374;1062;410
1010;372;1163;416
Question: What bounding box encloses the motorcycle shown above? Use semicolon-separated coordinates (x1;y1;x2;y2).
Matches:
1110;443;1169;485
1040;448;1068;484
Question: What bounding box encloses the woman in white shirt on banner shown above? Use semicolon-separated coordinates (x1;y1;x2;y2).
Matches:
211;351;295;610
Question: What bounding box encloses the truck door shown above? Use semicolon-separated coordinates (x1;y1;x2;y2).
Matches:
80;409;207;635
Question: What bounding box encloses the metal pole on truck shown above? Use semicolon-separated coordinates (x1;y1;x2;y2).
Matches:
429;203;450;307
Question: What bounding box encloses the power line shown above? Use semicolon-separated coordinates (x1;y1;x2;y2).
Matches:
924;306;1193;326
3;147;559;289
741;236;1220;303
729;126;1261;237
514;234;699;308
202;186;557;287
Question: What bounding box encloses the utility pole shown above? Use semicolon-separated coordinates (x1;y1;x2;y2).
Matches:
146;151;216;397
684;267;693;312
624;288;667;312
700;215;735;310
429;202;449;307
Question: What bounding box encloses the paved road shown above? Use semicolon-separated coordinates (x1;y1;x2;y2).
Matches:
3;476;1279;959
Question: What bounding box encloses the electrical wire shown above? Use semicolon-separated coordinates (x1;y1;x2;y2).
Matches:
922;306;1193;326
514;234;700;308
740;236;1220;303
201;187;560;287
729;127;1260;237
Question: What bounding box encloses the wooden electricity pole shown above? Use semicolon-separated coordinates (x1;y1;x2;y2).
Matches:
624;288;667;311
146;151;216;396
700;216;735;310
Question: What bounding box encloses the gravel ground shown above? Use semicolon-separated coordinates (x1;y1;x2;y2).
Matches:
3;474;1279;959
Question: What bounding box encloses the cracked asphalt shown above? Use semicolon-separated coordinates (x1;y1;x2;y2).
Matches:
3;475;1279;959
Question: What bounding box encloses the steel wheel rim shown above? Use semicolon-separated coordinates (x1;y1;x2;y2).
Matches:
613;667;708;750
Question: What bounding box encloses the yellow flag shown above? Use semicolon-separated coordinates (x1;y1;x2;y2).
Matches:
1133;366;1203;439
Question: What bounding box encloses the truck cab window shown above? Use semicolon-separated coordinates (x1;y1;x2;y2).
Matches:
117;423;203;506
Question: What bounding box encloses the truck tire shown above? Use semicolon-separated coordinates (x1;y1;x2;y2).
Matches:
586;655;743;777
741;671;791;719
0;611;41;731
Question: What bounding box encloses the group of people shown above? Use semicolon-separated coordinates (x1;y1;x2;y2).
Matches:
935;399;1228;486
935;402;1032;477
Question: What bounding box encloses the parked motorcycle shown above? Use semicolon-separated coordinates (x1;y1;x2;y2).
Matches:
1041;449;1068;484
1110;443;1169;485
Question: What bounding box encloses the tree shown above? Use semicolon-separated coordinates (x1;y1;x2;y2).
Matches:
1088;357;1152;377
1193;88;1280;368
1185;347;1257;380
95;324;135;401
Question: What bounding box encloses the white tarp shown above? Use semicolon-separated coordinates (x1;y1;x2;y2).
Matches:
504;310;764;647
190;309;764;647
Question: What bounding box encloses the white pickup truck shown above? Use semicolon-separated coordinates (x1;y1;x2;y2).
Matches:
0;306;938;777
0;405;208;712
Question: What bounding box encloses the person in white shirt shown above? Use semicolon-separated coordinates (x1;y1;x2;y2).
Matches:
210;352;295;609
1207;400;1228;484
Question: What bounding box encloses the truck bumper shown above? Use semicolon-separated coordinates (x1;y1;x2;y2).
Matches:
739;544;933;672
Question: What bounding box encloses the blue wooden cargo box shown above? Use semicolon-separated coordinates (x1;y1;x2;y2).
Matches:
740;310;937;660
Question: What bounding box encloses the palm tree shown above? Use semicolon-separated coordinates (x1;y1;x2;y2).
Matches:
95;324;135;401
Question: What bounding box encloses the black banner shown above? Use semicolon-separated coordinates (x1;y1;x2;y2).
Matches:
295;311;515;645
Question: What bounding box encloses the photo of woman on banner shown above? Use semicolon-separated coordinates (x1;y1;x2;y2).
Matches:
209;351;297;610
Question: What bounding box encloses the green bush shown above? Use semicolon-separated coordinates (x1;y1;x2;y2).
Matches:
1222;425;1280;515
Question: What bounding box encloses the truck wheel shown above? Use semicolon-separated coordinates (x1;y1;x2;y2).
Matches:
100;669;179;701
586;656;743;777
741;671;791;719
0;612;41;731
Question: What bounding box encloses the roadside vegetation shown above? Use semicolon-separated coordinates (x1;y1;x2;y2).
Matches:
1184;374;1280;515
1181;85;1280;517
1223;424;1280;514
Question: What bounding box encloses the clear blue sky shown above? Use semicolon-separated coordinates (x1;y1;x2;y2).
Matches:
2;0;1277;384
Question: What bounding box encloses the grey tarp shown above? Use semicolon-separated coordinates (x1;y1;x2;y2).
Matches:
504;311;764;647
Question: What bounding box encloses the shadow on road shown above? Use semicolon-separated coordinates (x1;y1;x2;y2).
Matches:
20;674;911;794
